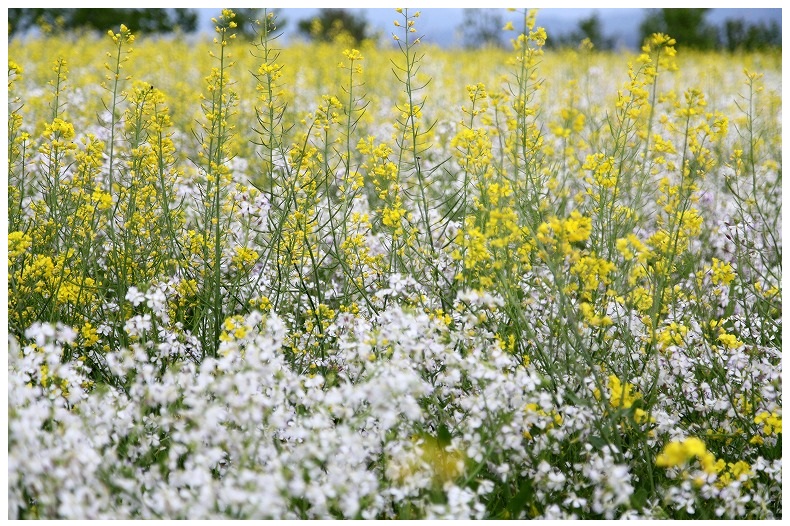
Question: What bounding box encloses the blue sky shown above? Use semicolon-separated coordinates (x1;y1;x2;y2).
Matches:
196;6;782;49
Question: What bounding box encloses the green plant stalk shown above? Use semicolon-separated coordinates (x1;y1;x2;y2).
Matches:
152;104;184;269
50;57;67;121
395;9;449;311
212;43;228;358
106;34;126;195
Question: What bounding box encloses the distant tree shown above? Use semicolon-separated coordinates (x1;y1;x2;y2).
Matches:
8;9;38;35
638;8;717;50
458;9;506;49
748;19;781;50
548;13;614;50
8;8;198;37
723;18;781;52
211;9;286;41
723;19;748;52
576;14;615;50
297;9;371;44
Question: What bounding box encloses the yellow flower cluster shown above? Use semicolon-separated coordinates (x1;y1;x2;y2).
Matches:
656;436;756;489
570;254;616;296
107;24;135;45
537;210;592;255
8;231;32;259
655;436;718;473
709;258;736;286
606;374;649;424
40;118;76;151
754;411;782;436
212;9;237;47
231;246;260;273
656;321;688;352
358;136;406;239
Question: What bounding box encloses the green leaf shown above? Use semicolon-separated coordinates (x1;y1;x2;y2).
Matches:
507;477;534;519
437;422;452;446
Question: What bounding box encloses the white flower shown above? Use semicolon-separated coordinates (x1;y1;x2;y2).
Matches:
145;285;168;318
24;322;56;347
124;314;152;338
125;286;146;306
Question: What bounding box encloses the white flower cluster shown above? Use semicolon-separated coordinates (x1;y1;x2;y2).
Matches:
7;307;533;518
10;289;780;519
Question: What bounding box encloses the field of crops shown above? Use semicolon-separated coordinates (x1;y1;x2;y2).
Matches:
7;8;782;519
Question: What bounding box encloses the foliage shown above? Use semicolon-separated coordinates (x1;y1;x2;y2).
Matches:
548;13;615;50
458;9;506;49
8;8;198;37
639;8;718;50
722;18;782;52
296;8;373;45
638;8;781;51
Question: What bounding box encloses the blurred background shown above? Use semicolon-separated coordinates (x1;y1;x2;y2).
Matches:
7;7;783;51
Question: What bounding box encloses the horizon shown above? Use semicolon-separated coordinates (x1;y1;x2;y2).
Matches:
6;7;782;50
196;7;783;49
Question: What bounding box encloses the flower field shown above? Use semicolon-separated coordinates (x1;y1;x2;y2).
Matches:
6;8;782;519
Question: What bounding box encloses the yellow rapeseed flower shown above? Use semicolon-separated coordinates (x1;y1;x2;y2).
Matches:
754;411;782;435
656;436;722;475
8;231;32;259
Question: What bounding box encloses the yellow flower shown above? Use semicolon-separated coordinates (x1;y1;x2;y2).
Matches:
381;200;407;230
754;411;782;435
8;231;32;259
343;48;363;61
710;258;736;286
91;188;113;211
43;118;76;141
81;323;100;346
220;315;248;342
656;436;721;474
716;460;753;488
682;437;707;457
608;374;641;410
564;210;592;243
231;246;259;271
655;440;687;468
717;331;743;350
